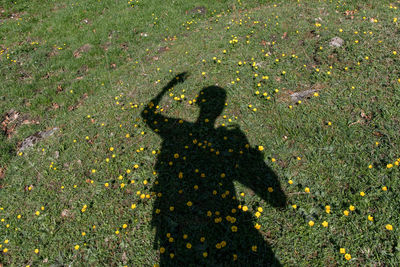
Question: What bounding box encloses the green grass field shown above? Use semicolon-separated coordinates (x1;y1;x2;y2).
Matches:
1;0;400;265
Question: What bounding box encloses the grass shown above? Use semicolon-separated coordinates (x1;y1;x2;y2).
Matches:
0;0;400;265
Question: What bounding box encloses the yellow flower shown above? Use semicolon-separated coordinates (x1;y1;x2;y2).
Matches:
349;205;355;211
386;224;393;231
340;248;345;254
187;201;193;207
255;223;261;230
368;215;373;221
288;180;293;185
345;254;351;260
34;248;39;254
322;221;328;227
203;252;208;258
251;245;257;252
308;221;314;227
242;206;248;212
74;245;80;250
382;186;388;191
160;247;165;253
387;163;393;168
325;206;331;213
122;224;128;229
258;146;264;151
304;187;310;193
360;191;365;196
231;226;238;232
186;243;192;249
343;210;349;216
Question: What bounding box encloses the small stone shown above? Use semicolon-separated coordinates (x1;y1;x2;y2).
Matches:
329;37;344;48
187;6;207;16
18;127;59;153
290;89;318;102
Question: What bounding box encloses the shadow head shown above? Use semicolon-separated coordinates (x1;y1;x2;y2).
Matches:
196;86;227;121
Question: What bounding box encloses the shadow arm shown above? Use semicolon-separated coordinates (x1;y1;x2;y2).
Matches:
141;72;188;132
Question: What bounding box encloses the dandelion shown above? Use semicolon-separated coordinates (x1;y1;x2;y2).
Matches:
74;245;80;250
345;254;351;260
325;206;331;214
386;224;393;231
308;221;314;227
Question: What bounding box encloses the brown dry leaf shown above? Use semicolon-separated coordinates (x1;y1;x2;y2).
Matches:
68;93;88;111
281;32;288;39
73;44;92;58
0;167;5;179
57;84;63;92
344;10;356;16
52;103;60;110
360;110;371;120
157;46;169;53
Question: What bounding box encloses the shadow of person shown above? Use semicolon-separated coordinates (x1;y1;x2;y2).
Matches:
141;73;286;266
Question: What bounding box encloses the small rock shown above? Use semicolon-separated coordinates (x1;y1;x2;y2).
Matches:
290;89;318;102
188;6;207;16
18;127;59;153
329;37;344;48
